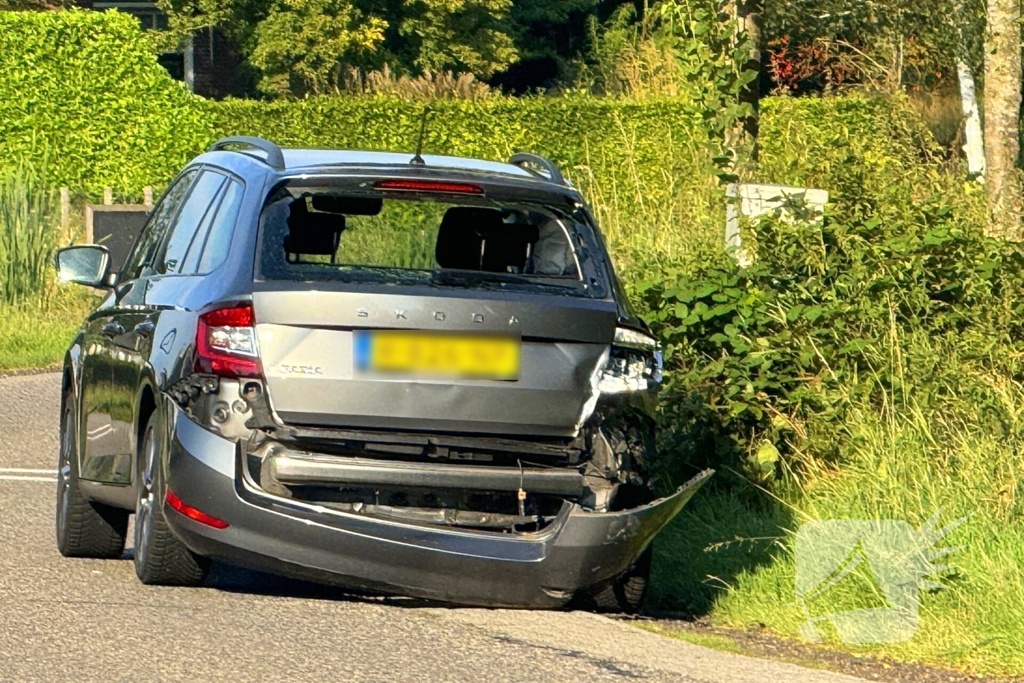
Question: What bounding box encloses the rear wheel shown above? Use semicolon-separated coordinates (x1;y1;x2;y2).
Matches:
590;546;653;614
133;412;209;586
56;399;129;559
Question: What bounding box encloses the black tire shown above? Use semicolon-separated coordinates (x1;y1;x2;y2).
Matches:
56;398;129;559
134;412;209;586
591;546;653;614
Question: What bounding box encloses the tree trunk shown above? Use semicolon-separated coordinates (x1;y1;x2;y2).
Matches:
956;58;985;178
737;0;763;162
983;0;1022;238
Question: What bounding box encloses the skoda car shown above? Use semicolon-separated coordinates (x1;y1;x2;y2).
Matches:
54;137;711;611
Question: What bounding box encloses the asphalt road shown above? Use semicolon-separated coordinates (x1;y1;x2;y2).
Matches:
0;372;868;683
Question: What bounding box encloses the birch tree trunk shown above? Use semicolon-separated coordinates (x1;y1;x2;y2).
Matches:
956;59;986;177
983;0;1022;238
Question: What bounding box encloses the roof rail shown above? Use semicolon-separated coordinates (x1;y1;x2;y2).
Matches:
509;152;566;186
208;136;286;171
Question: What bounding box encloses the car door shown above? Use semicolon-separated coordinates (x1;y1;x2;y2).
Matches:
143;168;246;383
112;169;235;475
128;166;236;366
79;169;197;483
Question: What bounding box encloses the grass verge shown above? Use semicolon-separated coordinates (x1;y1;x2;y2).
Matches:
0;292;94;371
648;376;1024;676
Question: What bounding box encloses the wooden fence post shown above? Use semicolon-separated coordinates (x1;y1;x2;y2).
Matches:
143;186;153;207
103;187;113;205
60;186;70;231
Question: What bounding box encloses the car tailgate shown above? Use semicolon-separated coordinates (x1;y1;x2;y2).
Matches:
252;288;617;436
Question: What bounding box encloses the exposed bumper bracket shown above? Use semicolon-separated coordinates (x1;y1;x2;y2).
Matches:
267;449;586;497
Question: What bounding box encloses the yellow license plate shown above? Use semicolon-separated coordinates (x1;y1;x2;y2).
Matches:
354;331;520;380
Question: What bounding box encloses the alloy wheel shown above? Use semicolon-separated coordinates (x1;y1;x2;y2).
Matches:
134;426;157;568
56;406;73;535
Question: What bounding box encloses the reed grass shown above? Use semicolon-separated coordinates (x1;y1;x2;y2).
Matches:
0;166;60;307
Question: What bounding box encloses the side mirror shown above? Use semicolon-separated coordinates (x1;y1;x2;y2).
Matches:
55;245;112;288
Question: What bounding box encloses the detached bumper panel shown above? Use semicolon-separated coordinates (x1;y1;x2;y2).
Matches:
163;408;713;608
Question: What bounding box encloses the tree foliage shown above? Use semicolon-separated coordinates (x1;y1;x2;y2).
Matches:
248;0;387;94
157;0;520;94
397;0;517;75
763;0;985;91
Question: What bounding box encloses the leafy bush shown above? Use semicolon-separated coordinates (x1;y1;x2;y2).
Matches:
636;175;1009;483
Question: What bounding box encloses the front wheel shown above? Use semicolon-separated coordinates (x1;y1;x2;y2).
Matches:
133;412;209;586
56;399;129;559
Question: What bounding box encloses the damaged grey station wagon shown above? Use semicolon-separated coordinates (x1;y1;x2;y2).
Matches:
54;137;711;611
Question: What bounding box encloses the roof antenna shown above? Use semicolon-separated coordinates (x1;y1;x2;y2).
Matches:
410;106;431;166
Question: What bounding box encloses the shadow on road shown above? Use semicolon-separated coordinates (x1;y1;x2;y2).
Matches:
133;546;444;607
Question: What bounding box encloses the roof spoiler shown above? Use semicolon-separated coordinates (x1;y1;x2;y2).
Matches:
509;153;566;186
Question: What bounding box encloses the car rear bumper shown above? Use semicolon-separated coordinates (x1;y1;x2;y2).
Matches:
162;406;712;608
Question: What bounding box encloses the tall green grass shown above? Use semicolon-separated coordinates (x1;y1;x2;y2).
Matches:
0;166;90;371
0;167;59;306
0;291;94;371
574;118;725;277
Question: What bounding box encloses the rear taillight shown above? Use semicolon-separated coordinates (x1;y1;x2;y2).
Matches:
597;327;662;394
195;303;262;378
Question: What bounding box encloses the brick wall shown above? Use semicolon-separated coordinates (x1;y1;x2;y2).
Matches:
190;27;250;99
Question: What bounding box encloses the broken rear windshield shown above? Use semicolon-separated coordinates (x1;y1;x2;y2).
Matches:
256;178;595;295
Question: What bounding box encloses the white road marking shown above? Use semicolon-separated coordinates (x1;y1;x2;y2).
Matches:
0;468;58;482
0;468;57;475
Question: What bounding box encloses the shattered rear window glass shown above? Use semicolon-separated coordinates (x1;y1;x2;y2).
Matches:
257;181;587;294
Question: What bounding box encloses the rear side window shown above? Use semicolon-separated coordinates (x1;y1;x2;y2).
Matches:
158;170;226;274
122;169;197;281
196;178;244;274
258;181;585;294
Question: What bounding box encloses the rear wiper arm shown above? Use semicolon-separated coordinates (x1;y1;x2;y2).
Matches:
430;270;538;287
430;272;583;293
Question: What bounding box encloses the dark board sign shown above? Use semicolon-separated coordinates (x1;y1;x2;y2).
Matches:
86;205;149;273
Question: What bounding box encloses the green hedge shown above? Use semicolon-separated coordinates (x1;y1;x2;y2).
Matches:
0;10;708;198
0;9;936;203
0;10;213;194
759;94;952;202
213;96;709;187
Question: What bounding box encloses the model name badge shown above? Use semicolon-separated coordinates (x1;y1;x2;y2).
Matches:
279;365;323;375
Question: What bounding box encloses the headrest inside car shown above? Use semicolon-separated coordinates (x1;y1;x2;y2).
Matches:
435;207;540;273
479;222;540;273
311;195;383;216
435;207;501;270
284;197;345;258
